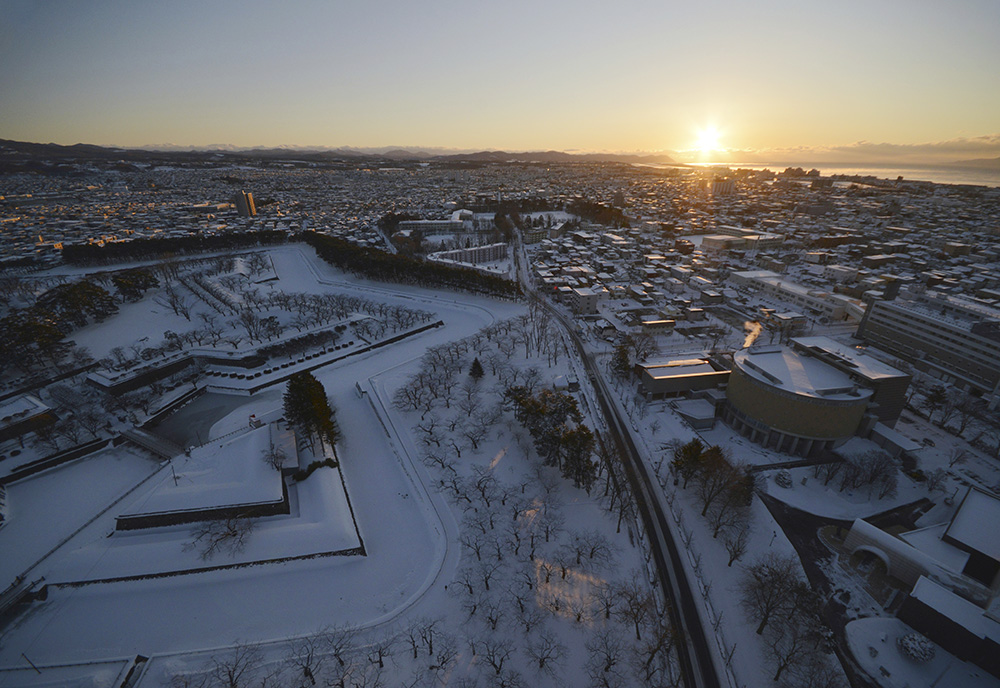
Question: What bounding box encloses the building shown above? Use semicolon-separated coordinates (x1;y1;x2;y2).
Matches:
0;395;56;443
789;336;911;426
724;345;875;456
234;190;256;217
568;287;600;315
731;270;855;321
396;219;465;235
428;242;508;265
843;487;1000;679
637;358;730;399
856;292;1000;401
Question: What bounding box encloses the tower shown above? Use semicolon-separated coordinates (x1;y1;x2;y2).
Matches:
235;190;256;217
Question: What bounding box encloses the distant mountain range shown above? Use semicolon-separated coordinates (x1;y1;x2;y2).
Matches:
0;138;677;165
946;156;1000;169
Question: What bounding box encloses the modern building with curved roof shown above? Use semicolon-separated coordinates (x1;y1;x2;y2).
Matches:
723;344;874;456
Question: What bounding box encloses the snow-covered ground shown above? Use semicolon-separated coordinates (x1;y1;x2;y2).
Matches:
8;247;672;688
847;617;998;688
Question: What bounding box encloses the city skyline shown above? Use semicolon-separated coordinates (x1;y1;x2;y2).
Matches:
2;0;999;164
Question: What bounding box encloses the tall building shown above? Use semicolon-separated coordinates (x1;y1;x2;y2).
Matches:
856;292;1000;401
235;190;256;217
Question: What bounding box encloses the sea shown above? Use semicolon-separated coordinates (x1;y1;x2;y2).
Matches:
644;162;1000;188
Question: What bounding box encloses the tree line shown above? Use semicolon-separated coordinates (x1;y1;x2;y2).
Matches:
61;230;290;265
303;232;521;299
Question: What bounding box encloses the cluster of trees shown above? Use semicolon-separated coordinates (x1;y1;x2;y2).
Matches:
738;553;844;686
909;381;1000;457
110;268;159;302
609;333;658;378
670;439;756;564
303;232;521;299
0;278;114;373
283;372;340;453
811;449;898;499
389;318;678;685
256;329;341;361
505;386;597;491
566;199;628;228
61;230;289;265
419;416;674;686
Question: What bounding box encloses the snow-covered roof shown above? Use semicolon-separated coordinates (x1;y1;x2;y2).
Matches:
791;336;909;381
910;576;1000;642
945;487;1000;562
870;422;923;453
734;346;874;401
0;394;49;425
119;423;290;518
898;523;970;573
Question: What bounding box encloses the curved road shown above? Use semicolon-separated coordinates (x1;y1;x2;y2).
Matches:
514;233;720;688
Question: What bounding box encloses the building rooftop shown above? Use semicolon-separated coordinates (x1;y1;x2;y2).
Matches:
945;487;1000;562
791;336;909;381
734;345;874;401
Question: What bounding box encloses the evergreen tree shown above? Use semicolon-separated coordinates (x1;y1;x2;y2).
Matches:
610;343;632;379
469;357;484;380
560;425;597;491
112;268;160;302
671;438;704;488
283;372;340;452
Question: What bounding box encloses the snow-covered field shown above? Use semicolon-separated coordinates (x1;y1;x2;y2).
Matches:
0;247;669;688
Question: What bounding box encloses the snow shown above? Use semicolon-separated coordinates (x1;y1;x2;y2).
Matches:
846;616;1000;688
736;345;873;400
68;289;201;361
117;424;285;518
760;464;926;519
899;524;970;572
910;575;1000;639
792;335;909;380
944;487;1000;562
0;448;161;585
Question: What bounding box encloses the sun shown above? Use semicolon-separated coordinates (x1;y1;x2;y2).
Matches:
694;125;723;154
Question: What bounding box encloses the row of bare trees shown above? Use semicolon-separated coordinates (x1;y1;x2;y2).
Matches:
393;319;679;687
738;553;844;687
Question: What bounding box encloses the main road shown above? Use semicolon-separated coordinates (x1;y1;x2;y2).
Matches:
513;232;720;688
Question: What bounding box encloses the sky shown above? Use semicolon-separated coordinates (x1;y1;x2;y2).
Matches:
1;0;999;163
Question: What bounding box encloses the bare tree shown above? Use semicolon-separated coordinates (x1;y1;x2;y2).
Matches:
155;283;194;320
723;520;752;567
763;616;820;683
366;632;397;670
208;641;264;688
925;467;948;493
585;627;628;688
262;443;287;471
593;581;619;621
948;448;969;468
630;620;678;687
185;515;256;560
285;632;329;685
615;572;655;641
706;490;751;539
738;552;801;635
480;636;515;676
524;630;566;679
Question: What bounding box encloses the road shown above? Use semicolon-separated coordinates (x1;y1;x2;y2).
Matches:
513;233;720;688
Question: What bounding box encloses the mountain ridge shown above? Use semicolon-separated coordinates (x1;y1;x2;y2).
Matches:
0;138;676;165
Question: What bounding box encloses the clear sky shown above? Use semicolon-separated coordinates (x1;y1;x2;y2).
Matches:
1;0;998;162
